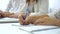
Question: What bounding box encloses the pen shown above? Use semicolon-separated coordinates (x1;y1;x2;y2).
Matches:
24;8;29;20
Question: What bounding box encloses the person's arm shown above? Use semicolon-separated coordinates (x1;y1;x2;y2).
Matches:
33;17;60;27
18;14;25;25
18;3;30;25
1;11;19;18
0;10;3;18
18;11;30;25
1;11;13;17
23;14;49;25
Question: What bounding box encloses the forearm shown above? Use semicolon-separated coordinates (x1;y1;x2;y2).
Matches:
25;14;49;24
54;20;60;27
2;12;14;17
18;14;25;25
33;17;60;27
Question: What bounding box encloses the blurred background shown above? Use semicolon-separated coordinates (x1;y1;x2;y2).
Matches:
0;0;60;13
0;0;60;34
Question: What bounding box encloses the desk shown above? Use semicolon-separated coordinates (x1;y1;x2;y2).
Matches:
0;23;60;34
0;23;31;34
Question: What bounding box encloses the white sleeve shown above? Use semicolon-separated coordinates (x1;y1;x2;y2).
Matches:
48;10;60;19
6;0;12;11
48;13;56;18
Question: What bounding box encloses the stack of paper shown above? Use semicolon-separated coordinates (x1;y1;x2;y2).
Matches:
0;18;19;23
12;23;60;34
12;23;59;32
19;25;59;31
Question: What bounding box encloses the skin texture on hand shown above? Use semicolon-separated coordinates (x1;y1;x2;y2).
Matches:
18;13;30;25
18;11;30;25
0;10;7;18
1;12;11;17
0;11;2;18
0;10;18;18
25;14;49;24
0;10;20;18
8;13;18;18
34;17;60;27
18;14;48;25
18;13;29;25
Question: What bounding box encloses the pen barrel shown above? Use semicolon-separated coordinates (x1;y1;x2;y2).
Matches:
24;9;29;20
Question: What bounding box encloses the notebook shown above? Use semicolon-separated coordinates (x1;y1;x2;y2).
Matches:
0;17;19;23
19;25;59;32
12;23;60;32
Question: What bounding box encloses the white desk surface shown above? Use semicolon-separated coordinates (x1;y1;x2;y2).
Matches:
0;23;31;34
0;18;19;23
0;23;60;34
0;18;60;34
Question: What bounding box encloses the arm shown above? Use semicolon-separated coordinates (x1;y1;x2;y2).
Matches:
34;17;60;27
18;3;30;25
1;11;14;17
18;12;30;25
23;14;49;25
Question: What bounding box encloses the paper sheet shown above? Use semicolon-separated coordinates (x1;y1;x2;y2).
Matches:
0;18;19;23
12;23;59;32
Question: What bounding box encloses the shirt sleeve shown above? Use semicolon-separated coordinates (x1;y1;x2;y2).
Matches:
48;10;60;19
20;3;28;13
6;0;12;11
54;10;60;19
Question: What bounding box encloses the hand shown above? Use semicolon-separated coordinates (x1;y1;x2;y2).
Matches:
0;11;2;18
0;14;1;18
8;14;18;18
0;10;13;18
34;17;60;26
18;14;25;25
18;14;30;25
1;11;11;17
0;10;4;18
25;14;49;24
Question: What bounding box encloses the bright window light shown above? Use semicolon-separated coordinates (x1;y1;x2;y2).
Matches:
0;0;10;11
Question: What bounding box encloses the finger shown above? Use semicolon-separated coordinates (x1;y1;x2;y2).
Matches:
21;20;30;25
18;14;25;25
33;19;44;25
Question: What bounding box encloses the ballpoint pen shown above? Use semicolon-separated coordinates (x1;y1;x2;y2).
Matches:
24;8;29;20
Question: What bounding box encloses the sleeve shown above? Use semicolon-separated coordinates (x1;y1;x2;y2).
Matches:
54;10;60;19
48;10;60;19
20;3;28;14
6;0;12;11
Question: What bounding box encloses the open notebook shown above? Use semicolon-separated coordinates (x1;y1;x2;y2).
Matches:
12;23;60;33
0;18;19;23
19;25;60;32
